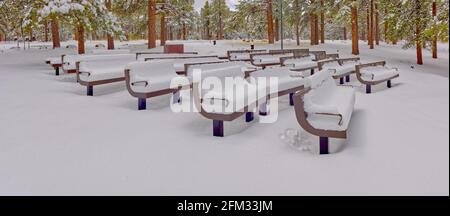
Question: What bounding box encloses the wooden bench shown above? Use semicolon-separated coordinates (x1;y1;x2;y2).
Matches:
190;62;304;137
318;57;360;84
144;55;222;75
227;49;266;61
135;51;198;60
248;49;309;69
76;54;136;96
355;61;400;94
293;70;355;154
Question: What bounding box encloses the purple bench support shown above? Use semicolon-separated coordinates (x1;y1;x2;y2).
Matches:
55;67;60;76
366;85;371;94
87;86;93;96
289;93;294;106
346;75;350;82
213;120;224;137
339;77;345;85
259;102;268;116
387;80;392;88
138;98;146;110
319;137;329;154
310;69;315;75
246;112;254;122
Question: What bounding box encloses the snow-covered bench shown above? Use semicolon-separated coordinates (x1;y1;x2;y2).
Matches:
125;60;189;110
355;61;400;94
227;49;266;61
144;55;222;74
281;54;319;75
91;49;130;55
249;51;295;69
63;53;135;74
46;56;64;75
76;54;136;96
293;70;355;154
191;62;304;137
135;51;198;60
318;57;360;84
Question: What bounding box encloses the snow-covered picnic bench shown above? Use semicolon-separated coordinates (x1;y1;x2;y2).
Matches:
281;54;319;75
144;55;222;74
317;57;361;84
227;49;266;61
293;70;355;154
135;51;198;60
355;61;400;94
191;62;304;137
76;54;136;96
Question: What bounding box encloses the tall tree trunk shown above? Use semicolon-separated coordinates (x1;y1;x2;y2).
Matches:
77;24;85;54
51;18;61;48
44;21;49;42
343;27;347;40
375;1;379;45
351;1;359;55
106;0;114;50
295;0;300;46
267;0;274;44
147;0;156;49
320;0;325;43
160;13;166;46
432;0;437;58
366;6;370;44
384;8;388;43
415;0;423;65
275;18;279;41
206;18;210;40
182;23;187;40
0;32;3;41
369;0;374;49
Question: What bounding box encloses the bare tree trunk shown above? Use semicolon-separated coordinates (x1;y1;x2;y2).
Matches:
147;0;156;49
432;0;437;58
160;13;166;46
369;0;374;49
366;6;370;44
44;21;49;42
295;0;300;46
182;23;187;40
77;24;85;54
106;0;114;50
375;1;379;45
51;18;61;48
384;8;388;43
320;0;325;43
343;27;347;40
267;0;274;44
351;1;359;55
275;18;279;41
415;0;423;65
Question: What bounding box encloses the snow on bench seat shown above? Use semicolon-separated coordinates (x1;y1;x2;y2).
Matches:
318;57;360;84
355;61;400;94
293;70;355;154
250;52;294;68
227;50;266;61
76;54;136;96
63;53;134;72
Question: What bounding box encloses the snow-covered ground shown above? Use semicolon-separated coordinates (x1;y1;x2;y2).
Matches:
0;40;448;195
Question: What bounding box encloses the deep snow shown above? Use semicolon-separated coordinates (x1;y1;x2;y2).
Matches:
0;39;448;195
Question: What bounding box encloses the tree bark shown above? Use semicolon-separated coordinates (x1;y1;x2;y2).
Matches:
106;0;114;50
44;21;49;42
51;18;61;48
148;0;157;49
343;27;347;40
369;0;374;49
320;0;325;43
182;23;187;40
432;1;437;58
366;6;370;43
351;1;359;55
267;0;274;44
415;0;423;64
384;8;388;43
160;13;166;46
77;24;85;54
275;18;279;41
375;1;379;45
295;0;300;46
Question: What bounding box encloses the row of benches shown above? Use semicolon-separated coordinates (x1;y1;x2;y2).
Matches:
45;48;400;154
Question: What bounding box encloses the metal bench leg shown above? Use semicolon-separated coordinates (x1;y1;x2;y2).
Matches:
366;85;371;94
138;98;146;110
339;77;344;85
87;86;93;96
259;102;268;116
320;137;329;154
213;120;224;137
289;93;294;106
173;91;181;104
387;80;392;88
310;69;315;75
55;67;59;76
246;112;254;122
346;75;350;82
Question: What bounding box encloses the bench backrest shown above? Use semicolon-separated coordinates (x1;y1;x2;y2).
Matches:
186;61;249;79
126;60;176;79
78;54;136;72
91;49;130;55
